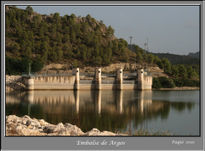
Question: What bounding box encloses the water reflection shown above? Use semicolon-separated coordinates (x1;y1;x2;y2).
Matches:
6;90;199;135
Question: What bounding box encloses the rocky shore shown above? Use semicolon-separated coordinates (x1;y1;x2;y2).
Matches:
6;115;126;136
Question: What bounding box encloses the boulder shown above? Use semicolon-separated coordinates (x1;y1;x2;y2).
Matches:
6;115;122;136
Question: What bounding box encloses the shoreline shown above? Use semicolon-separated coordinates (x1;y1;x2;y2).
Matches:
154;87;200;91
6;115;171;136
6;115;126;136
6;86;200;92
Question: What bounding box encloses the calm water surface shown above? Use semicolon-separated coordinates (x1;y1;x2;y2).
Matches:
6;90;199;136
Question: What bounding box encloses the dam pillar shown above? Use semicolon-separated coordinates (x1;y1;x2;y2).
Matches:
116;68;123;90
97;90;102;114
73;68;80;90
137;69;144;90
74;90;80;114
27;90;34;104
95;68;101;90
117;90;123;114
137;69;153;90
27;77;34;90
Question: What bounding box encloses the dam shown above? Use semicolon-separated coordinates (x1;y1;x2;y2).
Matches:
13;68;152;90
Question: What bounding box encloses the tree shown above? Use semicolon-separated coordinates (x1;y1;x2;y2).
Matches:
33;15;41;28
178;64;187;78
62;43;73;59
70;30;76;43
62;34;70;43
94;56;102;66
26;6;33;15
158;77;175;88
53;13;61;28
171;65;179;78
136;51;143;63
31;57;44;73
24;47;32;59
161;58;171;74
147;54;154;64
186;66;198;79
152;78;162;89
71;13;76;19
106;25;114;37
5;15;10;29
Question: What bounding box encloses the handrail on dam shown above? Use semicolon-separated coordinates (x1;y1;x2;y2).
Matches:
24;68;153;90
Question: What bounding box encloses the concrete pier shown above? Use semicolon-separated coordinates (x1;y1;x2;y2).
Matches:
95;68;102;90
74;90;80;114
137;69;144;90
116;68;123;90
97;90;102;114
27;78;34;90
137;69;152;90
73;68;80;90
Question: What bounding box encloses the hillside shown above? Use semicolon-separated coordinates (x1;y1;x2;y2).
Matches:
188;51;199;59
151;52;199;65
5;6;136;74
5;6;200;88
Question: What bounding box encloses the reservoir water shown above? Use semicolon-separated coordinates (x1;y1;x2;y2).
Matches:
6;90;200;136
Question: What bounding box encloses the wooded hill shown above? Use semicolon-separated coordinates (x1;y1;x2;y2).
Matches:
152;52;199;65
5;6;200;88
5;6;137;74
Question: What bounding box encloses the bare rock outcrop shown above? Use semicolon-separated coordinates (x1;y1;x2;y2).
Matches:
6;75;27;92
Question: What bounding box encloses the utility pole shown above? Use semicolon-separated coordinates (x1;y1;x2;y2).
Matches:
129;36;133;50
144;38;149;52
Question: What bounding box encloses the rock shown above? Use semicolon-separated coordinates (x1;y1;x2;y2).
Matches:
6;115;18;123
64;123;84;135
68;125;84;136
54;123;65;132
101;131;116;136
85;128;101;136
64;123;73;128
6;115;122;136
43;126;55;133
30;120;41;128
23;115;31;119
58;129;71;136
26;120;31;126
39;119;49;126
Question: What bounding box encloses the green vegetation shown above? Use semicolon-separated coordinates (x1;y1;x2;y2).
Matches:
152;77;175;88
130;44;199;88
5;6;200;88
152;63;199;88
152;52;199;65
5;6;136;74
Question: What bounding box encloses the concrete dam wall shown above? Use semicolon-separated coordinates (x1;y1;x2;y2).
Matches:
24;68;152;90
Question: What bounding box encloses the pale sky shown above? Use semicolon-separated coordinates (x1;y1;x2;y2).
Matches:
17;5;200;55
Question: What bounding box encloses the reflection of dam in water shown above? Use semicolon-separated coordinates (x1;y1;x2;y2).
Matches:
6;90;195;117
6;90;198;135
7;90;154;115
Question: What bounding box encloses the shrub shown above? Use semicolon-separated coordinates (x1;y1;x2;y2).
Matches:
31;58;44;73
173;78;200;87
153;77;175;88
158;77;175;88
152;78;162;89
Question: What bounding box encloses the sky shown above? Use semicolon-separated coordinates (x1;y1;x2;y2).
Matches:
17;5;200;55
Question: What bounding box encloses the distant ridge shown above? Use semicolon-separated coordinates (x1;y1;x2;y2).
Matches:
187;51;199;59
151;52;199;65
